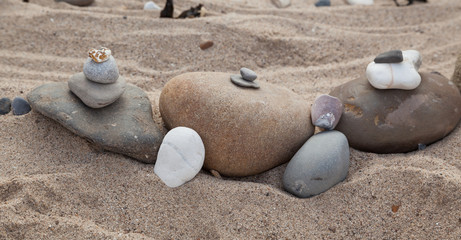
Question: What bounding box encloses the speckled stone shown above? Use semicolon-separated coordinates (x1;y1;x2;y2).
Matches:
27;82;164;163
283;130;350;198
330;72;461;153
311;94;343;130
83;56;120;84
0;97;11;115
160;72;315;177
12;97;31;115
240;68;257;81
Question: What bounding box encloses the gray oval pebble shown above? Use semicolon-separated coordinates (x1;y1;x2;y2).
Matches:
283;130;350;198
240;68;257;82
0;97;11;115
12;97;31;115
83;56;119;84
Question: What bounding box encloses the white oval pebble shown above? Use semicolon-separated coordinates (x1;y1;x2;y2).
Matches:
366;50;422;90
144;1;161;10
154;127;205;188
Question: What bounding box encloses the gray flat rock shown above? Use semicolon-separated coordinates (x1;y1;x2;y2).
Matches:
27;82;164;163
230;75;260;89
68;72;126;108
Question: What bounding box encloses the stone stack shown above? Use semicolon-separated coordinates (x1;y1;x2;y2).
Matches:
68;47;126;108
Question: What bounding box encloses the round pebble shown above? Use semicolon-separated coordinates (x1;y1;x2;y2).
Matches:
315;0;331;7
83;56;120;84
12;97;31;115
0;97;11;115
240;68;257;81
230;74;260;89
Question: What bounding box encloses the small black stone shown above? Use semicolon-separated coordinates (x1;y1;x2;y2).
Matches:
0;97;11;115
315;0;330;7
160;0;174;18
177;4;203;19
418;143;426;150
374;50;404;64
12;97;31;115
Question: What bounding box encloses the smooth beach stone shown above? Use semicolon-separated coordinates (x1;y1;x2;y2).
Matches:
315;0;331;7
374;50;403;63
346;0;374;5
230;74;260;89
154;127;205;188
330;72;461;153
271;0;291;8
68;72;126;108
27;82;164;163
159;72;315;177
366;50;422;90
83;56;119;84
451;51;461;92
311;94;343;130
12;97;31;115
56;0;94;6
240;68;257;82
283;131;350;198
144;1;161;10
0;97;11;115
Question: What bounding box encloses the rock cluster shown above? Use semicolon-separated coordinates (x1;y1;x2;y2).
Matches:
68;47;126;108
159;72;314;177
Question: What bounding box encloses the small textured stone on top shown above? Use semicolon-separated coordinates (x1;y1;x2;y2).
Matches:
374;50;403;63
240;68;257;81
88;47;111;63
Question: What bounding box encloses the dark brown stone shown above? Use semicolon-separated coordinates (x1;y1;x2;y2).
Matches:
330;72;461;153
159;72;314;177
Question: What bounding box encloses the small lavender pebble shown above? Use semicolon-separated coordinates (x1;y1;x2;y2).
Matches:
0;97;11;115
315;0;330;7
83;56;119;84
240;68;257;82
311;94;343;130
12;97;31;115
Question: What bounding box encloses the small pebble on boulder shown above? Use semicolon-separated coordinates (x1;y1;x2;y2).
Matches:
154;127;205;188
12;97;31;115
83;56;119;84
374;50;403;63
0;97;11;115
240;68;257;82
283;130;350;198
311;94;343;130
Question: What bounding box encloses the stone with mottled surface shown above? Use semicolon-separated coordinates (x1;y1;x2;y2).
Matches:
27;82;164;163
330;72;461;153
159;72;314;177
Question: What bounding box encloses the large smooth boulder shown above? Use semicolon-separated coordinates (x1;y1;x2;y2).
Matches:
159;72;315;177
330;72;461;153
27;82;164;163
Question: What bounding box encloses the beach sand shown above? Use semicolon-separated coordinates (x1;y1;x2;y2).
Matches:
1;0;460;238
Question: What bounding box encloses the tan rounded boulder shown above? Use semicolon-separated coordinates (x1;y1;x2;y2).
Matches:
159;72;314;177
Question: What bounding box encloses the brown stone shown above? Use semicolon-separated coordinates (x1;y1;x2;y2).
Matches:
452;52;461;93
159;72;314;177
330;72;461;153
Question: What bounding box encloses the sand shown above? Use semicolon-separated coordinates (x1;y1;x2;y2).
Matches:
1;0;461;239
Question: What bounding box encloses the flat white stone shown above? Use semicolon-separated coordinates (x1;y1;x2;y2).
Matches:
154;127;205;188
346;0;374;5
366;50;422;90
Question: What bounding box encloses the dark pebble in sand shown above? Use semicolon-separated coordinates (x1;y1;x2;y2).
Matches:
200;41;214;50
12;97;31;115
315;0;330;7
374;50;403;63
0;97;11;115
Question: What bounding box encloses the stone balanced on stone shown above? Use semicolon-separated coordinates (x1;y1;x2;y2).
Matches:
230;68;260;89
68;47;126;108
